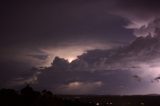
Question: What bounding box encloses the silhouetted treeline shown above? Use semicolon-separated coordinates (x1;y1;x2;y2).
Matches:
0;85;91;106
1;85;160;106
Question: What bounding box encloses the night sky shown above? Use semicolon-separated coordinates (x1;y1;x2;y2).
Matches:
1;0;160;95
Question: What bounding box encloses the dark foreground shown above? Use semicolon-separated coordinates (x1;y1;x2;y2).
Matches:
0;86;160;106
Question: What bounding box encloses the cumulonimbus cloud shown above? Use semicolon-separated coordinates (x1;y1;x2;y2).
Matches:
112;0;160;37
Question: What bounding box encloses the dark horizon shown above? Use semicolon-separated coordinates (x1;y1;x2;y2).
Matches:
1;85;160;106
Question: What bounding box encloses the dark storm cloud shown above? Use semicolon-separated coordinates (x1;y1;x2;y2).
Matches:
115;0;160;14
0;0;134;90
112;0;160;22
112;0;160;37
27;54;48;60
33;61;146;94
2;0;160;94
28;35;160;94
0;0;133;49
40;70;145;95
4;35;160;94
0;60;34;88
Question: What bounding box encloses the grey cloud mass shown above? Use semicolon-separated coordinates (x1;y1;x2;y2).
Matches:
2;0;160;95
112;0;160;37
15;36;160;94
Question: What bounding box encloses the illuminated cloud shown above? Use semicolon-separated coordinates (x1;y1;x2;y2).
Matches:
2;0;160;95
4;35;160;94
55;81;103;94
112;0;160;37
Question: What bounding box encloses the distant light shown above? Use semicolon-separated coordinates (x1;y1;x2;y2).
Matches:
140;102;144;105
96;102;100;106
68;81;81;88
67;57;76;63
